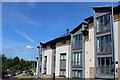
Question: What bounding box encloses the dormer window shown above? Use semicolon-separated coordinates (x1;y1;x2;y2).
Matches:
44;45;49;49
61;40;66;45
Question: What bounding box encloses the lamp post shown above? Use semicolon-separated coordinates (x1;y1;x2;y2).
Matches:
26;46;36;76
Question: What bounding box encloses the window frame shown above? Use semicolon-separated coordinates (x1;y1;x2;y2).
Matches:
60;53;66;61
60;69;66;77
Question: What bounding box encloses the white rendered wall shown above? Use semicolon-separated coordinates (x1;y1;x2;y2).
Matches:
114;21;119;68
55;45;70;78
118;21;120;68
41;49;53;75
85;28;95;78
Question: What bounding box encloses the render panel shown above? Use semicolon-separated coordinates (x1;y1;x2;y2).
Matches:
85;28;95;78
114;21;119;68
55;45;70;77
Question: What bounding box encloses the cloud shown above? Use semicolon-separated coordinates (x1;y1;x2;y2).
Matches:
3;46;35;60
13;27;34;43
3;47;15;52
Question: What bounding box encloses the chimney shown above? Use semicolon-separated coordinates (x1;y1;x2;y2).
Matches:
66;29;70;33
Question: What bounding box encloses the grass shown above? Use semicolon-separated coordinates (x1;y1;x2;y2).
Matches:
18;75;34;79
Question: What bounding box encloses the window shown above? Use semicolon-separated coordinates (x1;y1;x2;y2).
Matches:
97;57;113;75
73;34;82;49
60;69;66;77
44;45;49;49
98;58;101;66
101;58;105;65
61;40;66;45
96;34;111;53
53;56;56;67
97;37;100;53
44;56;47;74
97;57;113;74
72;70;82;78
60;53;66;61
97;57;112;66
96;13;111;32
72;52;82;66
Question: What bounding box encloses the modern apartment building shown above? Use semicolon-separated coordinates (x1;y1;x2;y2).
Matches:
36;5;120;79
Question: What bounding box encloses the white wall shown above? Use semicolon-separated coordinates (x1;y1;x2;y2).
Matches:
114;21;119;68
85;28;95;78
118;21;120;68
36;61;39;75
55;45;70;78
41;49;53;75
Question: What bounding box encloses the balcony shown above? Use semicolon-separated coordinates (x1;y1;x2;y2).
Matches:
96;65;114;78
96;22;111;34
73;40;82;50
97;42;112;54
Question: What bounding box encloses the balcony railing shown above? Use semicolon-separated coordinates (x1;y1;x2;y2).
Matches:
96;22;111;33
96;65;114;76
97;42;112;54
73;40;82;50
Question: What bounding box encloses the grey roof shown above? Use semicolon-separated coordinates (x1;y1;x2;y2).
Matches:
41;32;70;45
70;22;88;34
56;33;70;39
92;5;112;9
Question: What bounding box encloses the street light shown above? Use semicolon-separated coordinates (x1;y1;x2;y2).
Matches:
26;45;36;76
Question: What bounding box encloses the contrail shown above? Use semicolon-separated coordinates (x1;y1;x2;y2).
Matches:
13;27;34;43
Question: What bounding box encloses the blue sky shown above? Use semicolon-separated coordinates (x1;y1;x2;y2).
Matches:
2;2;118;60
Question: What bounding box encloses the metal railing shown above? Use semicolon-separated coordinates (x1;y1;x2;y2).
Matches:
97;42;112;54
96;22;111;33
96;65;114;76
73;40;82;49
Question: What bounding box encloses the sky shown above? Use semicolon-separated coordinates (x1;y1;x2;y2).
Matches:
2;2;118;60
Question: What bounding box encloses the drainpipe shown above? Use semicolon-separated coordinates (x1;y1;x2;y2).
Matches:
111;1;116;80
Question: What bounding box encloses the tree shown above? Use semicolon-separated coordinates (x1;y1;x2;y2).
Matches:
2;55;36;73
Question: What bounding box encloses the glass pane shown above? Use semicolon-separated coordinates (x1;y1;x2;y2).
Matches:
76;53;77;65
64;71;66;76
97;37;100;53
73;54;74;65
101;58;105;65
61;55;63;60
106;58;110;65
78;52;81;65
64;55;66;60
98;58;100;66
